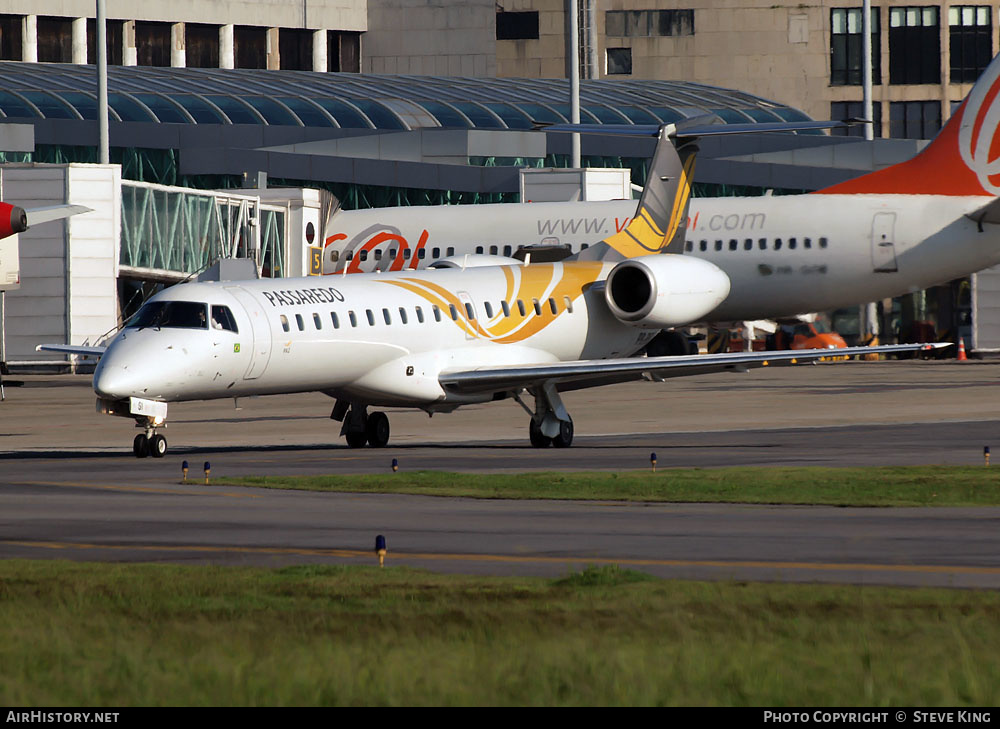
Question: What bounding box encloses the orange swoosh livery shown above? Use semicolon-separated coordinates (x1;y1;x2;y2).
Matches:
817;60;1000;197
379;262;604;343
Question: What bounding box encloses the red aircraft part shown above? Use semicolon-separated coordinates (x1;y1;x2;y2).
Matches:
0;202;28;240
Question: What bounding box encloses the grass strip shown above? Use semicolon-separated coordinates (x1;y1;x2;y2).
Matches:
216;466;1000;507
0;560;998;706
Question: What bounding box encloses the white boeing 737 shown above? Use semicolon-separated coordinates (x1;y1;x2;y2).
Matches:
40;117;942;457
320;53;1000;352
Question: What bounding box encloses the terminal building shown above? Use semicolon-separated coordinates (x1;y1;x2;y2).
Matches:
0;1;995;367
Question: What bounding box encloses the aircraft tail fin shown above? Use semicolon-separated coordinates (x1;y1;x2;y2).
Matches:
817;52;1000;196
570;127;697;262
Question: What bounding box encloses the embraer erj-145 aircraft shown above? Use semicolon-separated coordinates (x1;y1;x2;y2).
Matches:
41;116;942;457
322;53;1000;339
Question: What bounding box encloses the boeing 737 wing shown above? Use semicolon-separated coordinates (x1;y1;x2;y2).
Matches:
439;343;948;395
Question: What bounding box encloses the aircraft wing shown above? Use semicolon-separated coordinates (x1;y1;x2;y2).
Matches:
35;343;107;357
440;343;948;395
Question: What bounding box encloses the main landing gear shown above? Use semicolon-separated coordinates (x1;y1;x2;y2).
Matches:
133;420;167;458
517;382;574;448
334;402;391;448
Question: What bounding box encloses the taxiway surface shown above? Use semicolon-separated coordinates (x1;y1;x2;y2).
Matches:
2;360;999;586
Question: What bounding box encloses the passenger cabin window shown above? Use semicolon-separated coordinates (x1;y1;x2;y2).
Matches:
366;309;375;326
501;300;511;317
715;240;723;251
789;237;797;250
399;307;408;324
564;296;574;313
417;249;426;259
127;301;209;330
744;239;752;250
517;300;526;317
685;241;693;252
489;245;498;255
476;246;484;254
484;302;494;318
331;312;340;329
447;247;455;256
774;238;783;250
415;306;424;323
504;245;512;256
403;249;411;259
433;305;442;322
330;251;340;262
383;308;392;325
374;249;382;260
280;314;290;332
349;311;358;327
449;304;459;320
819;237;829;248
359;251;368;261
759;238;767;250
729;239;738;251
210;305;239;332
804;237;812;249
432;247;440;258
532;299;542;316
295;314;304;331
464;302;476;320
700;240;707;251
313;313;322;330
549;298;558;315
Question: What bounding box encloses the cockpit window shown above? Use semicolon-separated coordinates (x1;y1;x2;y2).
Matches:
127;301;208;330
211;305;239;333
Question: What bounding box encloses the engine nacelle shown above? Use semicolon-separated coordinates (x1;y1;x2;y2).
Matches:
0;202;28;241
604;254;731;328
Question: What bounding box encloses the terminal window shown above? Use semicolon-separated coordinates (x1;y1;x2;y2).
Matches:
607;48;632;75
496;11;539;40
949;6;992;83
889;6;941;85
605;10;694;37
829;7;881;86
889;100;941;139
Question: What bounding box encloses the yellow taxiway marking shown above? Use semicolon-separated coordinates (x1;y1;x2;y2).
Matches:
5;539;1000;576
20;481;263;499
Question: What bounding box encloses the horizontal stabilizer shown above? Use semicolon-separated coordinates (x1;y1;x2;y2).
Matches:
36;343;106;357
440;343;950;395
966;197;1000;228
537;120;856;139
26;204;92;227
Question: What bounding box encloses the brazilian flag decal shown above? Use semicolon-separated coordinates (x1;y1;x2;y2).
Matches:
234;343;241;353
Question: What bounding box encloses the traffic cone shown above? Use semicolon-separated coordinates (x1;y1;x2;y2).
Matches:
957;337;968;361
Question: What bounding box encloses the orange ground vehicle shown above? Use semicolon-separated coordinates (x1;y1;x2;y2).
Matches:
769;321;848;351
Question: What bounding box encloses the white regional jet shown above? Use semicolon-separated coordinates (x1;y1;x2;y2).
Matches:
321;52;1000;354
41;119;940;457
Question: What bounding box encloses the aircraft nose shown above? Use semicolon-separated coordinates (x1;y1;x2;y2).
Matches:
93;360;141;400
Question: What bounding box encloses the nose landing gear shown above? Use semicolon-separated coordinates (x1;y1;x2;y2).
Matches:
133;419;167;458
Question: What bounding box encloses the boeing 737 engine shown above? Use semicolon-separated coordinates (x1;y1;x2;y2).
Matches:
604;254;731;329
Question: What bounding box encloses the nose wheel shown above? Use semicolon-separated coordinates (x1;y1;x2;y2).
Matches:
133;429;167;458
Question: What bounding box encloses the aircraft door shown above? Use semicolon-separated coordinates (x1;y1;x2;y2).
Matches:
457;291;478;340
871;212;898;273
225;286;273;379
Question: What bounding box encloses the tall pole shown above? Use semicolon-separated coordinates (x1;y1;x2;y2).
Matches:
567;0;581;169
862;0;873;142
97;0;109;164
861;0;878;339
